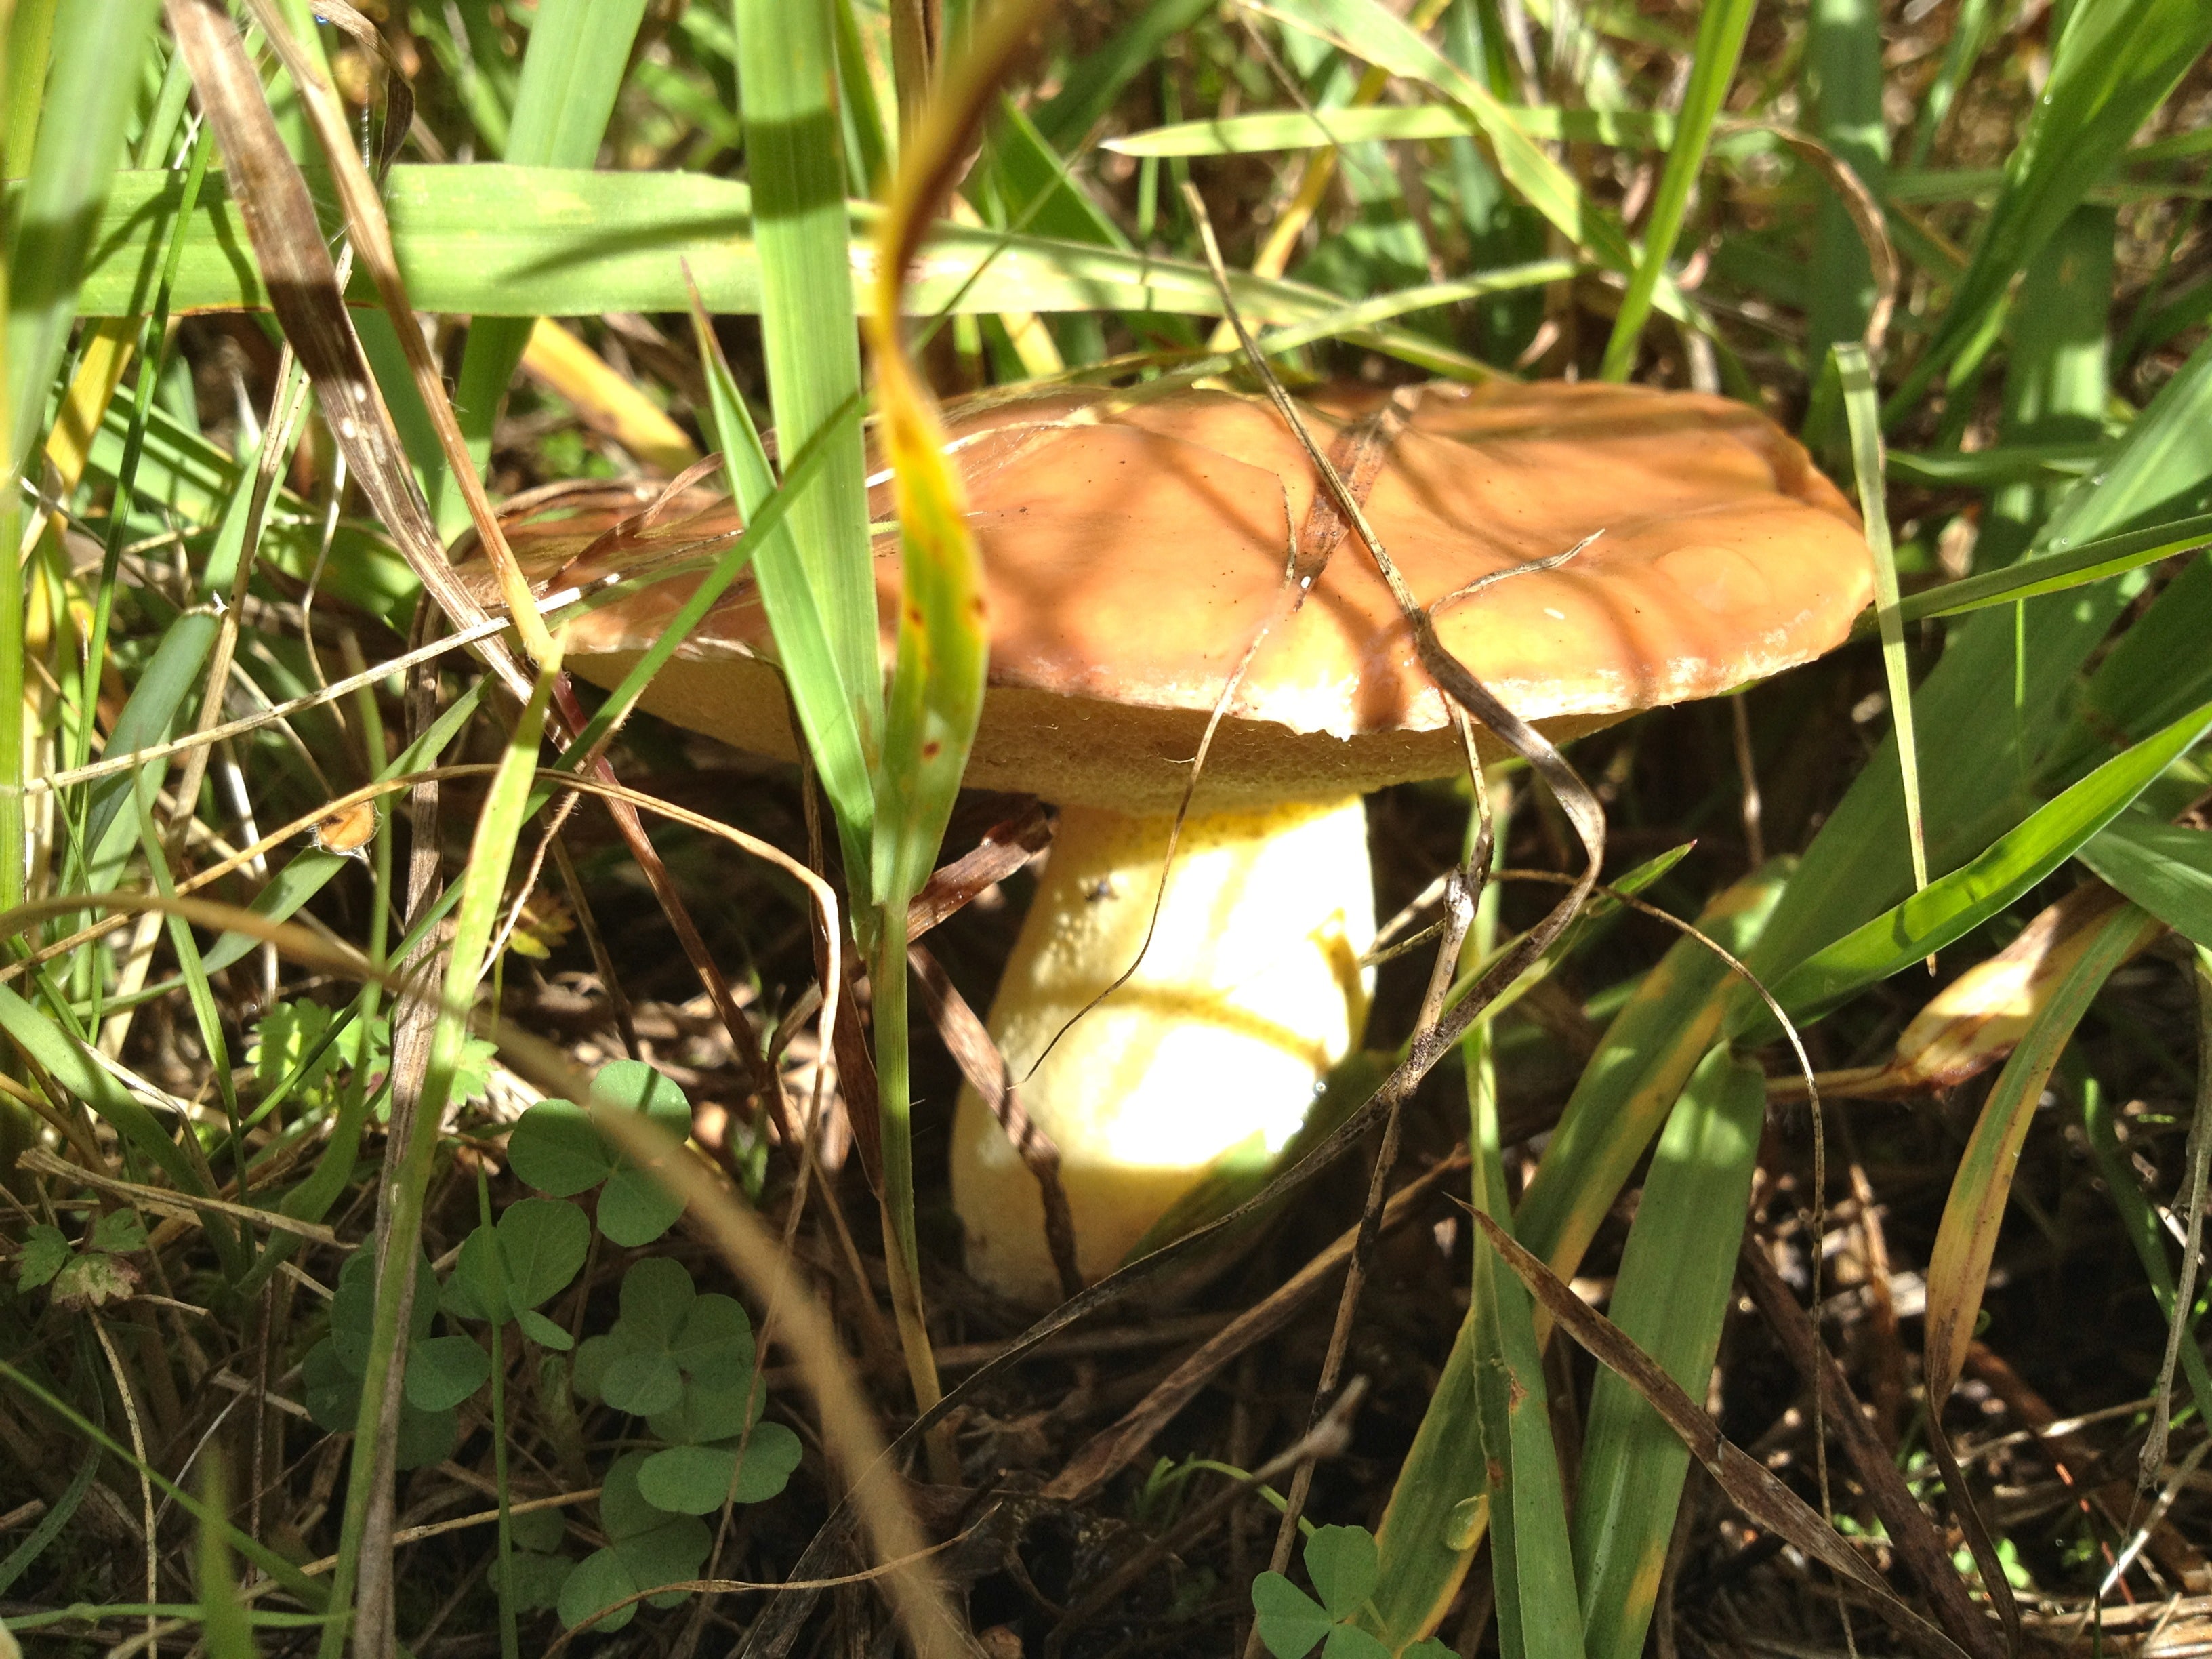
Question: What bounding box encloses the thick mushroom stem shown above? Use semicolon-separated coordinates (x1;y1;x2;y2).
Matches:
951;796;1377;1303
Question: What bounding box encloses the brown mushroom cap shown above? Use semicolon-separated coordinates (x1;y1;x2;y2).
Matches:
476;380;1870;812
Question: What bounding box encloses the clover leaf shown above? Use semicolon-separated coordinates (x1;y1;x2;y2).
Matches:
489;1506;574;1612
636;1422;803;1515
556;1452;710;1632
302;1248;463;1469
506;1061;692;1246
573;1256;752;1423
1252;1526;1450;1659
441;1197;588;1349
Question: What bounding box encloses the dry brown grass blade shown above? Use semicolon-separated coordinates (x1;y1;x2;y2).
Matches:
1467;1208;1975;1659
237;0;553;665
905;800;1051;939
1737;1235;2006;1659
908;939;1082;1301
1045;1153;1467;1502
159;0;532;704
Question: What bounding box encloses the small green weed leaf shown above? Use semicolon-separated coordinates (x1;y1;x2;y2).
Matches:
648;1375;758;1446
89;1210;148;1255
302;1338;455;1469
506;1099;611;1197
557;1544;638;1633
405;1334;491;1412
596;1164;688;1247
518;1308;572;1351
396;1403;459;1471
1305;1525;1378;1619
636;1421;802;1514
449;1033;499;1105
52;1252;137;1311
510;1507;567;1553
509;1063;692;1242
16;1225;68;1289
248;1000;348;1101
729;1421;803;1502
491;1547;573;1613
1252;1572;1334;1659
601;1348;685;1417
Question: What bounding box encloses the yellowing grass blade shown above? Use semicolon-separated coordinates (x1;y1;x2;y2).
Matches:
857;0;1046;1435
1923;897;2152;1406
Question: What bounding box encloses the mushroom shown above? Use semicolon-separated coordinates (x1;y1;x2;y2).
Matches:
462;379;1871;1306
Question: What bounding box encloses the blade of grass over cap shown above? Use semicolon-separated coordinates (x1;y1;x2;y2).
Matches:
1599;0;1753;380
1837;343;1929;903
687;299;878;869
855;0;1045;1449
734;0;884;832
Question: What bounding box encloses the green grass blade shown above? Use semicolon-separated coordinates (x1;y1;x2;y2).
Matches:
195;1458;261;1658
1572;1046;1763;1659
1027;0;1212;150
1836;342;1928;897
442;0;649;533
1105;104;1680;157
1515;865;1788;1275
322;659;560;1650
1370;866;1786;1645
1466;1035;1587;1659
1977;205;2116;569
1802;0;1887;369
1749;696;2212;1027
1883;514;2212;628
2079;816;2212;949
2081;1087;2212;1433
1597;0;1753;380
687;306;877;880
4;0;159;476
1252;0;1661;300
1889;0;2212;419
2041;554;2212;786
1747;332;2212;990
68;166;1488;377
734;0;884;834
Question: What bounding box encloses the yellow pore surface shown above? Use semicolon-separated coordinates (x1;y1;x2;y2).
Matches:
951;796;1376;1303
